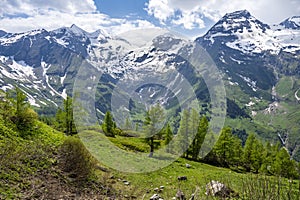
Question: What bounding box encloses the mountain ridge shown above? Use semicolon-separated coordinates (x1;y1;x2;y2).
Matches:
0;11;300;158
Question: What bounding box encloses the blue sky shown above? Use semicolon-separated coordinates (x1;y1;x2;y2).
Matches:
96;0;149;18
0;0;299;38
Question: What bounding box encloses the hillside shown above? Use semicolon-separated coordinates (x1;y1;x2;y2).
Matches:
0;90;114;199
1;9;300;199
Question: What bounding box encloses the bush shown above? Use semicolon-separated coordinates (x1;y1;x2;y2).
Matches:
60;137;97;181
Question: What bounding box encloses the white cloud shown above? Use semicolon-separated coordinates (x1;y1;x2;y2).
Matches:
173;10;205;30
0;0;97;17
145;0;174;23
0;0;156;35
146;0;300;28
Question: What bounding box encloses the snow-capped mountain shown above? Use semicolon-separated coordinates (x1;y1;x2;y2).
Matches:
1;9;300;160
199;10;300;55
280;16;300;30
0;10;299;116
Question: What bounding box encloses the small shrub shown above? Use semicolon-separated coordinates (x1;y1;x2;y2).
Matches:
60;137;97;181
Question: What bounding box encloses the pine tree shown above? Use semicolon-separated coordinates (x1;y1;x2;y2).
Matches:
260;142;280;174
164;123;173;153
188;109;200;158
272;148;298;179
143;103;165;157
213;127;237;166
102;111;115;137
176;109;190;158
230;136;243;167
243;133;264;172
124;117;132;130
191;116;208;160
55;96;76;135
251;138;264;173
8;87;37;134
64;96;76;135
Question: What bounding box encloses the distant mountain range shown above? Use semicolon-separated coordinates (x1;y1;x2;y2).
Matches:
0;10;300;159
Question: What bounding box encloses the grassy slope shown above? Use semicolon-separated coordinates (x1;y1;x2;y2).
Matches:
82;131;300;199
1;119;299;199
0;120;65;199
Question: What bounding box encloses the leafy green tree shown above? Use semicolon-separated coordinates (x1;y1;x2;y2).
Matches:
190;116;208;160
164;123;173;153
102;111;115;137
272;148;298;179
176;109;190;158
143;103;165;157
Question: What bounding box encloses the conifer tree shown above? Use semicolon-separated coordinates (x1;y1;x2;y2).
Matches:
243;133;264;172
231;136;244;167
260;142;280;174
191;116;208;160
273;148;298;179
213;127;242;166
143;103;165;157
102;111;115;137
176;109;190;158
9;87;37;134
55;96;76;135
164;123;173;153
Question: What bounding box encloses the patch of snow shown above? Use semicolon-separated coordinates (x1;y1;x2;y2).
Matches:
0;56;36;81
230;56;245;64
245;101;255;107
55;38;69;47
28;97;40;107
295;89;300;101
61;88;67;99
60;73;67;85
1;84;13;91
239;74;257;91
219;56;226;63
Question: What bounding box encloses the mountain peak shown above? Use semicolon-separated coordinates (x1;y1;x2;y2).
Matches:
69;24;87;36
280;16;300;29
224;10;251;19
203;9;269;38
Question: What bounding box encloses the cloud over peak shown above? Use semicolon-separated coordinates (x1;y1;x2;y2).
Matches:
145;0;300;29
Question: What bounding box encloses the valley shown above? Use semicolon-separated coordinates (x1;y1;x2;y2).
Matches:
1;8;300;199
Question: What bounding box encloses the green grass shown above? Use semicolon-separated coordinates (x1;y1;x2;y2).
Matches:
107;154;300;199
276;76;294;98
78;131;300;199
0;120;66;199
109;135;150;152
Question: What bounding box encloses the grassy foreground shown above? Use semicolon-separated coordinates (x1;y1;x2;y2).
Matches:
1;122;300;199
83;130;300;199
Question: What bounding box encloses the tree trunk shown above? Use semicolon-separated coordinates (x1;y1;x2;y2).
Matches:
149;137;154;157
